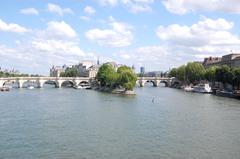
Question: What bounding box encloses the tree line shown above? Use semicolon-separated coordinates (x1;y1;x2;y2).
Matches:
169;62;240;88
0;71;41;78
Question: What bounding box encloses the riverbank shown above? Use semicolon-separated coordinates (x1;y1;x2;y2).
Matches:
170;83;240;100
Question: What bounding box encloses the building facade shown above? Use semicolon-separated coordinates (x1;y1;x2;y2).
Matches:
50;65;67;77
140;67;145;74
203;53;240;68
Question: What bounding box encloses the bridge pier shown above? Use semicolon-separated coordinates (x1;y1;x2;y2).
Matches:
37;80;45;88
139;80;145;87
0;80;4;87
17;80;24;88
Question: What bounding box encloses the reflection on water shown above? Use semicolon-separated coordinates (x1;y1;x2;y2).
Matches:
1;86;240;159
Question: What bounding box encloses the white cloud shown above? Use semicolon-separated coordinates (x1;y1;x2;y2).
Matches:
156;17;239;47
0;19;29;33
84;6;96;15
85;18;133;47
20;8;39;15
162;0;240;15
47;3;74;16
0;21;91;75
98;0;154;13
80;16;90;21
40;21;77;39
154;17;240;65
99;0;118;6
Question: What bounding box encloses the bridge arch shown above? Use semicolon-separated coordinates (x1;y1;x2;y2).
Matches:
139;80;158;87
61;80;75;88
22;80;38;88
2;80;17;87
42;80;58;88
78;81;90;86
157;80;169;87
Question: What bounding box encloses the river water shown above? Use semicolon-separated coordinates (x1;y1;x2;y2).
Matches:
1;85;240;159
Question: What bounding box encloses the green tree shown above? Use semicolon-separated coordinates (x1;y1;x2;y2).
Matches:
96;64;137;91
185;62;205;83
233;67;240;89
215;65;234;84
117;66;137;91
96;63;116;87
60;67;78;77
168;68;177;78
205;66;217;82
176;65;186;82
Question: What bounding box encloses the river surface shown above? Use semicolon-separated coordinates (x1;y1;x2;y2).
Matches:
1;85;240;159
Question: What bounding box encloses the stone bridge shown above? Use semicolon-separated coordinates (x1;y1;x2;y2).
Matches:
0;77;92;88
0;76;173;88
137;77;172;87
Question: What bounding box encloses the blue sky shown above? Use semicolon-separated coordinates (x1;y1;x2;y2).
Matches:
1;0;240;75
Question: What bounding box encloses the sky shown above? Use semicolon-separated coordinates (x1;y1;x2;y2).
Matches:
1;0;240;75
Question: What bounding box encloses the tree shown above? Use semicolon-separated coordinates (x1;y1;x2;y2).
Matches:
185;62;205;83
233;67;240;89
96;64;137;91
117;66;137;91
205;66;217;82
176;65;186;82
215;65;233;84
96;63;116;87
60;67;78;77
168;68;177;78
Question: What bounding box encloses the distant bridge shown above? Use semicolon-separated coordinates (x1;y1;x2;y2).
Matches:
0;76;173;88
136;77;172;87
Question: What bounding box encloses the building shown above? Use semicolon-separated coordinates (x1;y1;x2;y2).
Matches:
50;65;67;77
88;65;100;78
203;57;222;67
203;53;240;68
140;67;145;74
75;60;101;77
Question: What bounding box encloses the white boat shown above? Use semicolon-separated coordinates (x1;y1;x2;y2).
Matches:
73;86;83;89
193;83;212;93
28;86;34;89
184;86;194;92
74;85;91;89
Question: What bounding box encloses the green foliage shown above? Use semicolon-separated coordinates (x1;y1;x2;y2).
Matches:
176;65;186;81
96;64;137;91
96;64;116;87
117;68;137;91
233;67;240;88
215;65;234;84
0;71;30;77
205;66;217;82
185;62;205;83
168;68;177;78
169;63;240;88
60;67;78;77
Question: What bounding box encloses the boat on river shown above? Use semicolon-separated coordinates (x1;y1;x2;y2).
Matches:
193;83;212;93
28;86;34;90
73;85;91;89
184;86;194;92
216;90;235;98
233;90;240;98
